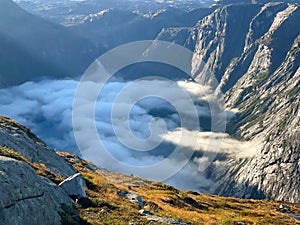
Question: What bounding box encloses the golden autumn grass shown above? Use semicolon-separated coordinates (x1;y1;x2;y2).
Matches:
1;143;300;225
57;152;300;225
0;146;64;184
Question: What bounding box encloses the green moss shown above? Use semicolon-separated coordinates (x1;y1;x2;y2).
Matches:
253;72;269;88
178;190;187;199
219;216;234;225
60;204;90;225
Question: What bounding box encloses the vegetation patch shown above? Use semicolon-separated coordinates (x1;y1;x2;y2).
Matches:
0;116;46;146
0;146;63;184
0;146;30;163
59;203;90;225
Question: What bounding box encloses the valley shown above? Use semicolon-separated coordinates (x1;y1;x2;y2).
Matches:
0;0;299;223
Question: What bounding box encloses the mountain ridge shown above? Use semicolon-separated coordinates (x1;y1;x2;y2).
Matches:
0;0;96;87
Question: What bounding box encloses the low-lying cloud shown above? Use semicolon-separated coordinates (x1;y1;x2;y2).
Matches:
162;129;263;158
0;78;261;192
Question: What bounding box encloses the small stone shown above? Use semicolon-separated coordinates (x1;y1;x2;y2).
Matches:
279;204;290;211
117;190;128;197
139;209;152;215
234;222;246;225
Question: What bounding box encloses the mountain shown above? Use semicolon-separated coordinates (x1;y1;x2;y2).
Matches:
69;7;213;52
2;0;300;208
0;0;96;87
14;0;215;24
154;0;299;202
0;0;214;87
164;2;299;202
1;115;300;224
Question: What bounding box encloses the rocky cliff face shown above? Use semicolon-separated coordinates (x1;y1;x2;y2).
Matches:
0;156;73;225
216;32;300;202
184;2;300;202
0;116;76;178
0;116;85;224
154;0;300;203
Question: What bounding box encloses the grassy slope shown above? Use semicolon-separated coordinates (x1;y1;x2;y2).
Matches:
57;152;300;225
0;126;299;225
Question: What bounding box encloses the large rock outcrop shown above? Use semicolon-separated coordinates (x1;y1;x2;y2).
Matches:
0;116;76;178
59;173;87;199
0;156;73;225
0;116;84;224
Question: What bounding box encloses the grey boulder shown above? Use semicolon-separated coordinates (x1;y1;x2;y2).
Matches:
0;156;73;225
59;173;87;198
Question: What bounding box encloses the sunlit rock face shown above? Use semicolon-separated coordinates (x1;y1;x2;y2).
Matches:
187;2;300;202
155;0;300;202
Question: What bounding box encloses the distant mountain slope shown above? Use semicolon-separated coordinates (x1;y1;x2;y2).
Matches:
14;0;215;24
69;7;213;51
0;0;213;87
0;0;95;87
217;29;300;202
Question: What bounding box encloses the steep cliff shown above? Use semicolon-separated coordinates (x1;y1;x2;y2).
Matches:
186;2;300;202
154;0;300;202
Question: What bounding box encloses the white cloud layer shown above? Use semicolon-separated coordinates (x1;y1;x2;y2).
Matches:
0;78;261;191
